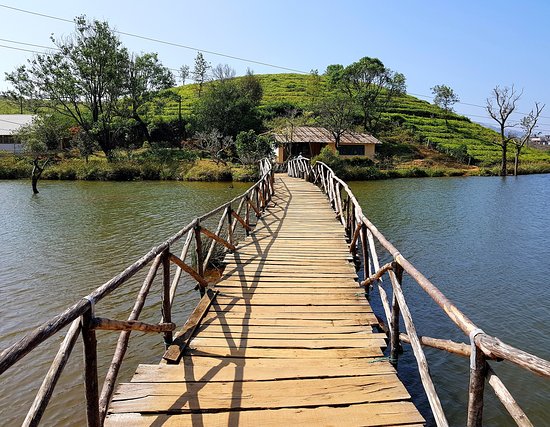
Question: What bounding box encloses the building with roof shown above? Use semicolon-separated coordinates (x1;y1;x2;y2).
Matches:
0;114;34;153
273;126;381;163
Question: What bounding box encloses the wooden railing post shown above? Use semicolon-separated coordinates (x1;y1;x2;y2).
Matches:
390;263;403;365
161;249;173;347
245;195;250;236
194;224;205;297
360;223;370;296
81;303;100;427
467;333;488;427
226;205;234;247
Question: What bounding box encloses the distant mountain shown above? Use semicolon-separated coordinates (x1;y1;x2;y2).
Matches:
474;121;522;137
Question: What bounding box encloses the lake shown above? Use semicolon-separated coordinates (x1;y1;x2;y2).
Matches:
0;175;549;426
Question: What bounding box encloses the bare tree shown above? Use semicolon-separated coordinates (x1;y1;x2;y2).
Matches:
486;85;522;176
195;129;234;165
179;65;189;85
315;93;355;147
511;103;545;176
211;64;236;82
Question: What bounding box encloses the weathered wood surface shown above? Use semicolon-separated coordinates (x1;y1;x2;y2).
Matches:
106;174;424;426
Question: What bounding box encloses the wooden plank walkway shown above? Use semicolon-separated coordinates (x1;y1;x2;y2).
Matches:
105;174;424;426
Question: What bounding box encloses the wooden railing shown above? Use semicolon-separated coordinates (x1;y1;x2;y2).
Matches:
287;156;550;427
0;159;275;427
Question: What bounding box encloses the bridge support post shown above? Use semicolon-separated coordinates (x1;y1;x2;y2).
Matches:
194;225;205;297
467;338;487;427
162;249;173;347
81;305;100;427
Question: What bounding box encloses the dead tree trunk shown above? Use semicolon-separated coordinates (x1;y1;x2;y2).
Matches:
31;158;49;194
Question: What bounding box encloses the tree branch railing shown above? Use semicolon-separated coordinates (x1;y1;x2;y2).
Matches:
286;157;549;427
0;159;275;427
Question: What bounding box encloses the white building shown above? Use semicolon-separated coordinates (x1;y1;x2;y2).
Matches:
0;114;34;153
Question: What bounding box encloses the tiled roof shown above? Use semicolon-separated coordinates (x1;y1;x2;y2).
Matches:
274;126;381;145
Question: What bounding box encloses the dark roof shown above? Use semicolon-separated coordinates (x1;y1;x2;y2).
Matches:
273;126;381;145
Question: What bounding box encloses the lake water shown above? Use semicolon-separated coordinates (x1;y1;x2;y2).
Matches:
349;175;550;426
0;176;548;426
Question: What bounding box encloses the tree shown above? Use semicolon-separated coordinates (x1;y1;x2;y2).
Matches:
122;52;174;143
192;52;210;97
6;16;129;159
179;64;190;85
240;69;263;105
431;84;459;128
193;65;262;138
195;129;233;164
236;130;274;165
326;57;406;133
314;93;355;147
511;103;544;176
15;115;70;193
3;65;33;114
486;85;522;176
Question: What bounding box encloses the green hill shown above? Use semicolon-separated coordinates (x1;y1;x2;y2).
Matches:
156;73;550;168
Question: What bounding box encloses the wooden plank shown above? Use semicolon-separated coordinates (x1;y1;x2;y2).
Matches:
189;336;387;349
106;402;424;427
196;324;373;335
109;375;410;413
186;347;384;359
131;357;396;382
199;316;378;327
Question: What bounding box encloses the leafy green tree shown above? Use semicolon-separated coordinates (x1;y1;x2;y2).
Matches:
431;84;460;128
192;52;210;97
193;65;262;138
3;65;34;114
511;103;544;175
326;57;406;133
122;52;174;142
6;16;129;159
486;85;522;176
236;130;274;165
240;69;263;104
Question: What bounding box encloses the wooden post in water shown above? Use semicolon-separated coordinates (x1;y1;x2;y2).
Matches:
467;336;488;427
194;224;205;297
162;249;173;347
81;305;100;427
390;263;403;365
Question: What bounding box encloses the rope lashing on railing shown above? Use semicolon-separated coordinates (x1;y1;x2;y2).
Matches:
469;328;485;369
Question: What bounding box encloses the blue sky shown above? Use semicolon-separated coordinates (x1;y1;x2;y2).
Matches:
1;0;549;132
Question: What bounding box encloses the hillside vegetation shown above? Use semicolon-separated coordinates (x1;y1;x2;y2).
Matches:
3;72;550;175
146;73;550;168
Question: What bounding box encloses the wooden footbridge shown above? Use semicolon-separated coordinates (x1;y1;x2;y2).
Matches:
1;158;549;427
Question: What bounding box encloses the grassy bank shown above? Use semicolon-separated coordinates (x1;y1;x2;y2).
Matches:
0;154;260;182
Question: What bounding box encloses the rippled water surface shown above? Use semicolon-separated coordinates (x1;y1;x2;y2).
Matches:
0;180;250;426
350;175;550;426
1;175;549;426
